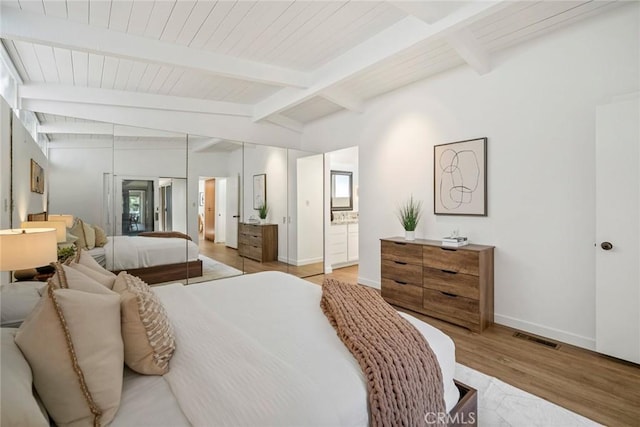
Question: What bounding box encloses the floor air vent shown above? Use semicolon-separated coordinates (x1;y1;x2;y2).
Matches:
513;332;560;349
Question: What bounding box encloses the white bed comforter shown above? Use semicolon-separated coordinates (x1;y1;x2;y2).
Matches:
104;236;199;270
118;271;459;427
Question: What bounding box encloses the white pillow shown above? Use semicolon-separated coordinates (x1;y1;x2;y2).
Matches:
1;328;50;427
0;282;46;327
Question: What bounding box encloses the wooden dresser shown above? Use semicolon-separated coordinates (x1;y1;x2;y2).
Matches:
238;223;278;262
381;237;494;332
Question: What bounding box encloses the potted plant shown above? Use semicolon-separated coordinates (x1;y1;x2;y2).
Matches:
258;202;269;224
397;195;422;241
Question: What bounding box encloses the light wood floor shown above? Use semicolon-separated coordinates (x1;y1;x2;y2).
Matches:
200;241;640;426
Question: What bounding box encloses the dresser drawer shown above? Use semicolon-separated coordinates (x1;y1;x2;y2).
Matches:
381;278;423;311
381;240;422;264
422;288;480;328
240;224;262;237
381;259;422;285
238;233;262;246
423;246;480;276
423;267;479;300
239;244;261;261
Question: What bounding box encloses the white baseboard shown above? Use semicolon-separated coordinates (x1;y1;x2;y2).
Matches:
495;314;596;351
292;256;323;267
358;277;380;289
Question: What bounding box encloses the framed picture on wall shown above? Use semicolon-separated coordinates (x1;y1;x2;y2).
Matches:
434;137;487;216
30;159;45;194
253;174;266;209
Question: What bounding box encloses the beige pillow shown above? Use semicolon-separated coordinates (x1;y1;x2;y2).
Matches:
113;272;176;375
1;328;49;427
15;286;123;427
69;219;96;250
93;225;108;247
65;250;116;289
48;263;114;295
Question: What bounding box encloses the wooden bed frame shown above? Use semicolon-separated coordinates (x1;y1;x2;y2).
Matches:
113;259;203;285
27;211;203;285
448;380;478;426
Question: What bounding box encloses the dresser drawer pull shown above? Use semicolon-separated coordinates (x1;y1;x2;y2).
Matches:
441;247;457;252
394;280;408;285
441;292;458;298
441;269;457;274
393;242;407;246
394;261;408;265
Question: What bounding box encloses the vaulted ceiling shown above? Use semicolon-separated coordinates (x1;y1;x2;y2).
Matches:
0;0;623;148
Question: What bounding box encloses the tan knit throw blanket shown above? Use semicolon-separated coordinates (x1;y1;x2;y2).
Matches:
138;231;192;241
321;278;446;427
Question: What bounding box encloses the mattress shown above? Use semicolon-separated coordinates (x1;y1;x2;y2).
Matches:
87;236;199;271
111;272;459;426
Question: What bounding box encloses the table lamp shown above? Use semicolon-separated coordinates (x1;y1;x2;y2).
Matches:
0;228;58;281
21;221;67;243
48;214;74;228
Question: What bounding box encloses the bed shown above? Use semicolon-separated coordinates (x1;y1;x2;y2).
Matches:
2;271;477;426
26;212;202;284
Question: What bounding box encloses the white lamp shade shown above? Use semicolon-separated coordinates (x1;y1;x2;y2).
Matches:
21;221;67;243
0;228;58;271
48;214;74;228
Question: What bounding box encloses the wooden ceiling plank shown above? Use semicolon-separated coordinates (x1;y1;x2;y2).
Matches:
203;1;257;52
252;1;329;63
147;65;172;93
160;0;197;43
87;53;104;87
125;61;147;91
32;44;59;83
88;0;111;28
13;40;45;82
136;63;161;92
66;0;89;25
42;0;67;19
174;0;217;46
239;1;309;60
485;1;618;53
52;46;73;85
127;0;155;36
18;0;44;14
144;0;175;39
112;58;133;90
71;50;89;87
188;1;234;49
223;1;294;57
160;68;185;95
1;7;310;87
266;1;347;65
100;55;118;89
108;0;133;33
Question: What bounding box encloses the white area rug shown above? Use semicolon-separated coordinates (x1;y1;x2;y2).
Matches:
455;364;601;427
194;255;242;283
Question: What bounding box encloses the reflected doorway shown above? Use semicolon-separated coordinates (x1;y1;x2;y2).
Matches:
121;179;154;235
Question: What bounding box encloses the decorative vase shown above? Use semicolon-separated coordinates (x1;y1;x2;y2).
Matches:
405;230;415;241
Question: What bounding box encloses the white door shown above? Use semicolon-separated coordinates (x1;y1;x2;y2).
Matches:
225;174;239;249
215;178;227;243
595;95;640;363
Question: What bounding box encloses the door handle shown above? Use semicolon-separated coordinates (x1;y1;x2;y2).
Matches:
600;241;613;250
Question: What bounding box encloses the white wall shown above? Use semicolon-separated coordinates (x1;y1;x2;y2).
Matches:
170;178;187;233
302;5;640;350
0;97;11;284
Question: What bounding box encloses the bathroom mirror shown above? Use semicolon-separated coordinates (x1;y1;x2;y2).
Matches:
330;170;353;211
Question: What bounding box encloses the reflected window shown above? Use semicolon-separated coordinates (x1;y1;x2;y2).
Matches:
331;171;353;211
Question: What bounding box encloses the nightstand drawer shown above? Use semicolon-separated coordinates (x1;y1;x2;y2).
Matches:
381;278;423;311
423;246;479;276
381;259;422;285
381;240;422;265
422;288;480;326
423;267;479;300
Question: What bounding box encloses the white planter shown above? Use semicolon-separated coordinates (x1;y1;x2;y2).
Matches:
405;230;415;241
259;218;267;224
